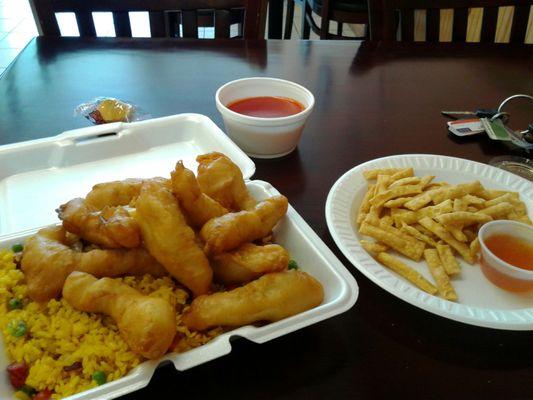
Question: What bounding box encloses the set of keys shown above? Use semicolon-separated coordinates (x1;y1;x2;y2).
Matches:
442;95;533;150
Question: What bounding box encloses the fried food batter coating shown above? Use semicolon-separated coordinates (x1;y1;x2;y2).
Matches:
63;272;176;359
21;226;167;302
211;243;289;284
58;198;140;248
170;161;228;227
200;195;288;254
182;270;324;331
85;177;168;209
197;152;257;211
134;181;213;296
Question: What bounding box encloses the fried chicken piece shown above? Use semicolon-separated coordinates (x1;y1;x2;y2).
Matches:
58;198;140;248
211;243;289;285
197;152;257;211
182;270;324;331
21;226;167;302
63;272;176;359
85;177;169;209
134;181;213;296
200;195;288;254
170;161;228;227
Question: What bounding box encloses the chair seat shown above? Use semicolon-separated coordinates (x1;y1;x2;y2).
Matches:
310;0;367;14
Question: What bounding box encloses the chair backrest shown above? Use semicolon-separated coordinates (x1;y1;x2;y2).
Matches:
369;0;532;43
30;0;267;39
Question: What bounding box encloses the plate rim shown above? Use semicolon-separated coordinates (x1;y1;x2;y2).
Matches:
325;153;533;331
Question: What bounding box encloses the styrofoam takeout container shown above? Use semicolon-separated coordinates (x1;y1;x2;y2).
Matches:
0;114;358;399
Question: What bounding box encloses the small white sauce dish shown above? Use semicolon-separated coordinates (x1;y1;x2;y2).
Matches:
215;77;315;159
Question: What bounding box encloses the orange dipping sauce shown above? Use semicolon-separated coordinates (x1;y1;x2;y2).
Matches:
227;96;305;118
480;233;533;292
484;234;533;270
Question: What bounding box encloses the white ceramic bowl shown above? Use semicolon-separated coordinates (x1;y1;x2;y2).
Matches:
215;77;315;158
478;220;533;292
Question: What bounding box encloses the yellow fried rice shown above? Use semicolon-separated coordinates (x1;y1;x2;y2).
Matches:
0;249;223;399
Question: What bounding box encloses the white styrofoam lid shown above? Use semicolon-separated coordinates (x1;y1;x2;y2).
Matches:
0;114;255;235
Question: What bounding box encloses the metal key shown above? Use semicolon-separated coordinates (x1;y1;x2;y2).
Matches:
441;109;498;120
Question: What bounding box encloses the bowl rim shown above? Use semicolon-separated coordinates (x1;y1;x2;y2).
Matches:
215;77;315;124
478;220;533;277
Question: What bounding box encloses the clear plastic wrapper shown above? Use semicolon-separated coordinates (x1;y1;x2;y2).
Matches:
75;97;149;124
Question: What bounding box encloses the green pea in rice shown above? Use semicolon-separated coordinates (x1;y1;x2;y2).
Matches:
0;249;223;399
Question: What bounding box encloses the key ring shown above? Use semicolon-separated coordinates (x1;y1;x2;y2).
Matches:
497;94;533;136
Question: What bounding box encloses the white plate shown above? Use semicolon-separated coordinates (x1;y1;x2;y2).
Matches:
325;154;533;330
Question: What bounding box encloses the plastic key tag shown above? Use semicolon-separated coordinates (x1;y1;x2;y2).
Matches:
480;118;512;141
447;118;485;136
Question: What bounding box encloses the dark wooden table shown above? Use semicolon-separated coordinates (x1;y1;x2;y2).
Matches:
1;38;533;399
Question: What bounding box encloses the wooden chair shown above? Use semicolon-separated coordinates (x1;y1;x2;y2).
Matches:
29;0;267;39
292;0;369;39
369;0;532;43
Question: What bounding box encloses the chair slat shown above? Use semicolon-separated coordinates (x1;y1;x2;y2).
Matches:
480;6;498;42
400;8;414;41
426;8;440;41
215;9;231;38
182;10;198;38
149;11;167;37
452;7;468;41
32;0;60;36
113;11;132;37
75;11;96;37
167;11;180;38
510;4;530;43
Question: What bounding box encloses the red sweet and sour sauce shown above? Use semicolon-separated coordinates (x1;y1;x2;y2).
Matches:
227;96;304;118
481;233;533;292
484;234;533;270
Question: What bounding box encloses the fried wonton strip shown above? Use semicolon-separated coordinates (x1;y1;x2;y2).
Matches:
375;174;391;194
370;185;423;207
478;189;519;201
357;184;376;225
413;223;436;238
403;188;442;211
420;175;435;188
389;177;421;188
423;249;457;301
384;197;413;208
392;199;453;225
436;244;461;276
418;217;474;264
363;168;404;180
360;223;425;261
448;226;468;242
508;212;532;225
389;168;415;182
431;181;484;205
477;202;514;218
484;193;519;208
360;240;389;255
378;220;425;247
376;252;437;294
463;194;485;206
453;198;467;212
470;237;480;259
400;223;438;247
435;212;492;226
381;216;394;226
